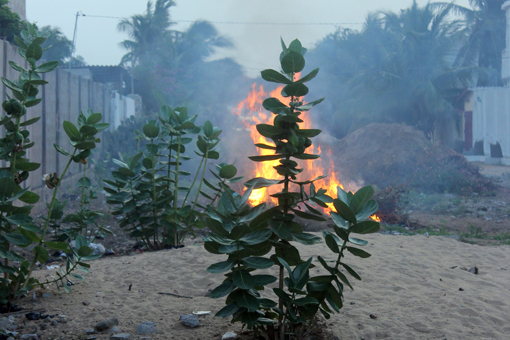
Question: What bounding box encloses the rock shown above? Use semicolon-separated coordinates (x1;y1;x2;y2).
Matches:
109;334;131;340
109;326;120;334
39;322;47;330
469;267;479;274
0;317;16;331
136;321;158;334
105;249;116;256
95;318;119;331
41;293;54;298
85;328;95;334
20;334;38;340
204;289;213;297
222;331;239;339
180;314;199;328
51;320;58;326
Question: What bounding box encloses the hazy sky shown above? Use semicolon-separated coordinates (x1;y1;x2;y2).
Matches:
26;0;471;77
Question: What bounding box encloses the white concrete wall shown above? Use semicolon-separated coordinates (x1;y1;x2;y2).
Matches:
110;91;136;131
472;87;510;157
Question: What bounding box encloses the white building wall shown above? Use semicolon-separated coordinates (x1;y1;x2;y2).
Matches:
110;92;136;131
472;87;510;157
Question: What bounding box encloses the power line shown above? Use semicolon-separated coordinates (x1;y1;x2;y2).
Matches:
80;14;362;26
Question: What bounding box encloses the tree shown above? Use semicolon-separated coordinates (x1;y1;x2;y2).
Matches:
0;0;24;42
433;0;507;86
39;26;86;67
117;0;176;67
308;1;474;142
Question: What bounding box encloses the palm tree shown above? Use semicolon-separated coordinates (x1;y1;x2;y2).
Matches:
117;0;176;66
432;0;506;86
309;1;474;142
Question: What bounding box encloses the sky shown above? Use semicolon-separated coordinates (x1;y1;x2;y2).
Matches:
26;0;471;77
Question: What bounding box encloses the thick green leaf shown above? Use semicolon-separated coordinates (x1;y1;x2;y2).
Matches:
261;69;291;84
262;97;288;114
25;98;42;107
3;233;30;245
341;263;362;280
86;112;102;125
18;191;40;204
355;199;379;222
292;208;326;221
35;61;59;73
268;219;291;239
63;121;80;141
348;237;368;246
281;51;305;73
78;245;94;257
350;186;375;214
219;165;237;179
203;120;213;137
16;162;40;171
282;83;309;97
333;199;356;224
207;260;235;273
34;245;49;264
210;280;235;298
215;303;240;318
80;125;98;136
20;117;41;126
297;68;319;83
143;124;159;138
54;144;71;156
252;275;277;286
5;214;32;225
296;97;325;111
346;247;371;258
45;241;70;251
242;257;274;269
325;234;340;253
240;229;272;245
350;221;380;234
296;129;321;138
291;232;322;245
236;290;260;312
233;270;255;290
256;124;285;138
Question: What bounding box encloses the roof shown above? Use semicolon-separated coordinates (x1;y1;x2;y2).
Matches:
70;65;133;84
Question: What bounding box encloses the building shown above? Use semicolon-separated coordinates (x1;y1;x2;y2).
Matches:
463;1;510;165
7;0;25;20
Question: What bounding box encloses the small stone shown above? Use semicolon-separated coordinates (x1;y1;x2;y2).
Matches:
7;337;15;340
0;316;16;331
51;320;58;326
95;318;119;331
41;293;54;298
180;314;199;328
468;267;479;274
204;289;213;297
105;249;115;256
20;334;38;340
109;326;120;334
58;318;68;323
137;321;158;334
39;322;47;330
85;328;95;334
110;333;131;340
82;301;90;306
222;331;238;339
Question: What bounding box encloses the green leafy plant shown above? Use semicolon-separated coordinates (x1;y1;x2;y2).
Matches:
0;24;108;305
105;105;227;249
204;39;380;339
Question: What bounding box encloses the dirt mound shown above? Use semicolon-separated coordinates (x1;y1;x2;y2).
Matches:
330;123;496;195
331;123;427;188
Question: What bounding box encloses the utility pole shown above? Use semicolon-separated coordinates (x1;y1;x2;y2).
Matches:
69;11;84;69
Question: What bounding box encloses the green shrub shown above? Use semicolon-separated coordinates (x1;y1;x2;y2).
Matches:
204;39;380;340
0;24;108;305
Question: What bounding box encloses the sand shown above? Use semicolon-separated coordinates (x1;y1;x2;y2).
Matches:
18;233;510;340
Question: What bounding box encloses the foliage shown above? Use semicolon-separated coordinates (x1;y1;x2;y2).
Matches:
0;24;108;305
39;26;87;67
104;105;234;249
433;0;506;86
308;1;476;142
117;0;244;114
408;145;497;195
204;39;380;339
0;0;25;43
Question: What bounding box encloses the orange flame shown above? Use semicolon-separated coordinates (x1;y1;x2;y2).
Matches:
232;79;346;209
370;215;381;222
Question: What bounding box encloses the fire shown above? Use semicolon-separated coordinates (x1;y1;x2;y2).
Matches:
232;79;346;208
370;215;381;222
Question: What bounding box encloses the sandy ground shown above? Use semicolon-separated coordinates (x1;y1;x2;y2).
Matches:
11;232;510;340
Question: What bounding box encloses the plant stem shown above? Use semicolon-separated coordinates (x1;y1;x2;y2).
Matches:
80;163;87;209
21;148;77;289
173;135;182;246
182;155;204;208
191;146;209;211
167;135;173;191
150;140;158;247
